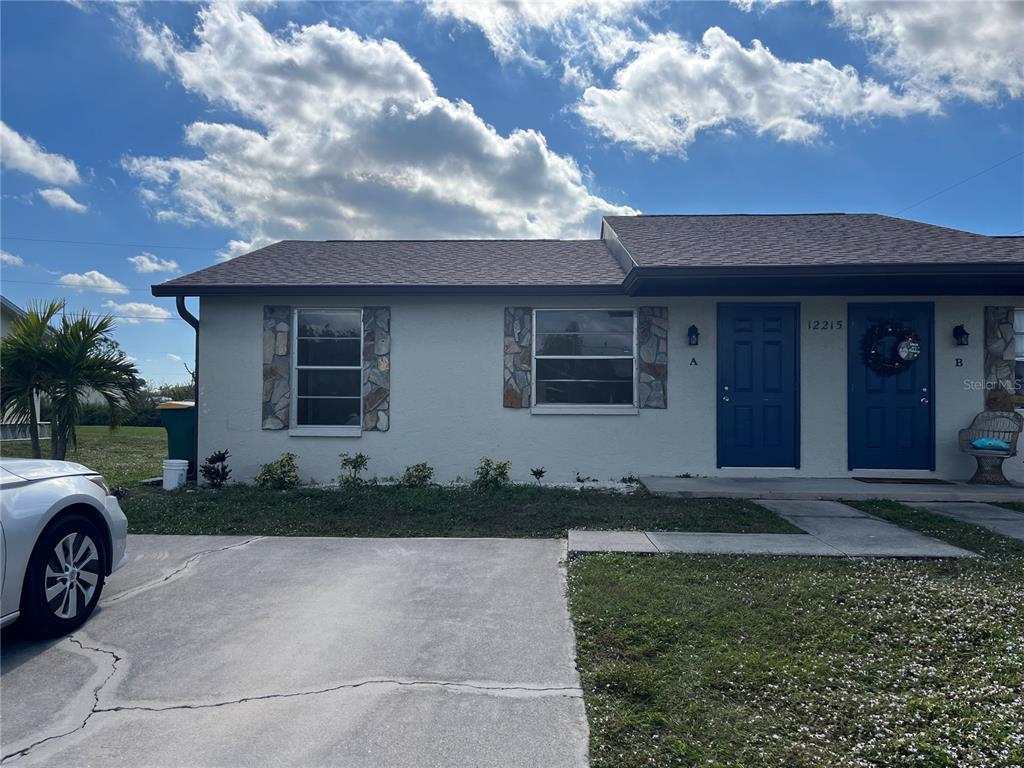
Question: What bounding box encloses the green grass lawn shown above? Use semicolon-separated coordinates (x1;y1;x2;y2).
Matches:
569;503;1024;767
120;483;797;538
0;425;166;486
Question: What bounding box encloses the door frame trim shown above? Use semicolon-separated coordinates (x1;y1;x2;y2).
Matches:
716;301;801;469
846;301;936;471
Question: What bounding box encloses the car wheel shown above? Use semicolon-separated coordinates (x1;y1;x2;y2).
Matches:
21;514;107;637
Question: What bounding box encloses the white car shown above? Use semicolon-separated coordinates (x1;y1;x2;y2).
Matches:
0;459;128;636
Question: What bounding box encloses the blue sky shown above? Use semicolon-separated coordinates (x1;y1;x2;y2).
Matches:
1;1;1022;385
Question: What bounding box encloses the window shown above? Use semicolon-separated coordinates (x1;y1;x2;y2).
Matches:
293;309;362;427
1015;308;1024;410
534;309;636;406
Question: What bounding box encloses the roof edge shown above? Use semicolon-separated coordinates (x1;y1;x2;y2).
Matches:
599;218;638;276
151;283;628;298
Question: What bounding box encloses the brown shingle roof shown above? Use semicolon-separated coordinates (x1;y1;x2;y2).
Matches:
153;214;1023;297
153;239;626;296
603;213;1024;268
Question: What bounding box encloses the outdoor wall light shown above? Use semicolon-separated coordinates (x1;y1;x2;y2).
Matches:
953;324;970;346
687;325;700;346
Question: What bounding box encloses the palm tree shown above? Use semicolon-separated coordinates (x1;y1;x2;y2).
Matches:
45;310;143;460
0;301;142;460
0;300;62;459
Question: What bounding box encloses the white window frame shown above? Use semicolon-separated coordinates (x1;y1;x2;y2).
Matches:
289;307;363;437
531;307;639;415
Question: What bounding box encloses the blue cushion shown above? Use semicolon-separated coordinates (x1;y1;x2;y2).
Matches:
972;437;1011;451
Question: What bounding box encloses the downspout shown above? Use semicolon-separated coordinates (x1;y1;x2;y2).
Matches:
175;296;200;480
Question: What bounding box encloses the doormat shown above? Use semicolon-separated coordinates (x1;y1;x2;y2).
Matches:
852;477;954;485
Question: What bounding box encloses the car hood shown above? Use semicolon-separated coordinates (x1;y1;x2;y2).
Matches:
0;458;96;481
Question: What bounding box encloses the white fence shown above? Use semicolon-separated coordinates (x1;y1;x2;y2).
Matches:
0;422;52;442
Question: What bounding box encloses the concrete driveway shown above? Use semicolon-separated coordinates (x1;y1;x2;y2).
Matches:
1;535;588;767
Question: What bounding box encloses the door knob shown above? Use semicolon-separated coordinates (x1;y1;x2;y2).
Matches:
722;395;731;402
920;397;929;404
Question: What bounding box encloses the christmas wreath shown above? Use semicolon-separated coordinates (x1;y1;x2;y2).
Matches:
861;322;921;377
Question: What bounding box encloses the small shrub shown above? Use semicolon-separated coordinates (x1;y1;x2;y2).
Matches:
620;474;640;484
339;452;370;486
401;462;434;487
200;449;231;489
575;472;596;484
472;457;512;489
255;452;300;490
530;467;546;484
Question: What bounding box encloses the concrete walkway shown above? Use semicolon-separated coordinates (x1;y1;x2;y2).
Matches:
758;500;974;558
569;500;975;558
640;475;1024;502
912;502;1024;542
569;530;844;556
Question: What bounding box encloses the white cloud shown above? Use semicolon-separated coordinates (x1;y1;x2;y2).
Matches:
576;27;937;155
217;236;275;262
58;270;129;294
427;0;644;81
121;2;634;252
127;252;179;273
166;353;184;363
0;122;81;186
37;187;88;213
102;300;172;323
829;1;1024;103
0;250;24;267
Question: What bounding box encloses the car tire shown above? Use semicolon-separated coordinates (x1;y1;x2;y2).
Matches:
21;513;107;638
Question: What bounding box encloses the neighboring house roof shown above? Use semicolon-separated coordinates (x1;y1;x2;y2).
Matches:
602;213;1024;268
152;214;1024;298
1;295;28;320
153;239;627;296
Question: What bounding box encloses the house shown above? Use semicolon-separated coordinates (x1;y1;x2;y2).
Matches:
1;295;28;340
152;214;1024;485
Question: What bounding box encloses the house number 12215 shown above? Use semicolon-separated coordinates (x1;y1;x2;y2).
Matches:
807;320;843;330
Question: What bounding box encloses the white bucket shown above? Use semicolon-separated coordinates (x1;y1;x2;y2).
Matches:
162;459;190;491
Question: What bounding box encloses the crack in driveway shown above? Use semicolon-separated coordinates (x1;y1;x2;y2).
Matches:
102;536;266;605
4;539;265;764
96;678;584;714
2;664;581;763
1;637;123;764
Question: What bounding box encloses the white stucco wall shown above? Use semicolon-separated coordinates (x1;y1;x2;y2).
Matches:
196;294;1022;485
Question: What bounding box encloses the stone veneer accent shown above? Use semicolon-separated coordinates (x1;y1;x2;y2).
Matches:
638;306;669;408
362;306;391;431
984;306;1016;411
503;307;532;408
262;305;291;430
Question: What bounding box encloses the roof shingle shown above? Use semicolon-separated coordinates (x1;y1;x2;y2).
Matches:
603;213;1023;268
154;239;625;295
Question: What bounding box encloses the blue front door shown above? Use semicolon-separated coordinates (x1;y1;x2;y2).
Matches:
848;303;934;470
717;303;799;467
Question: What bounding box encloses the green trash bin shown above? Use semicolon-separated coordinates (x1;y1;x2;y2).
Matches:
156;401;197;473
